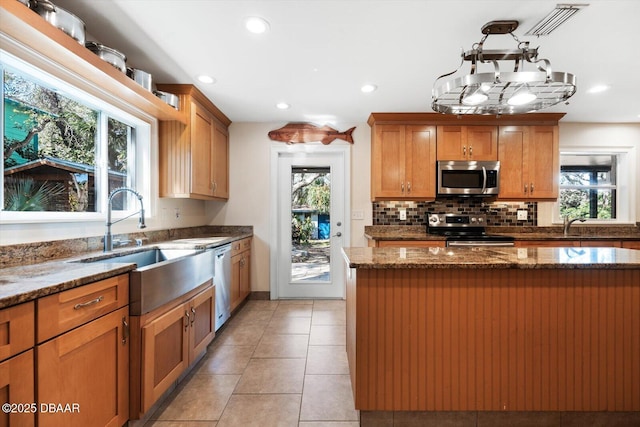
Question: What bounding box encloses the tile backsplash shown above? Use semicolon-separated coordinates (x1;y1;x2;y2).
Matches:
373;197;537;227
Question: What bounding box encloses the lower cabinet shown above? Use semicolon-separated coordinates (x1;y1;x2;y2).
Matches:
0;350;35;427
231;238;251;311
132;282;215;418
622;240;640;250
37;307;129;427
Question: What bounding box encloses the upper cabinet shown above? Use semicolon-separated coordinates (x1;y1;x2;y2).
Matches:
371;124;437;200
436;126;498;161
157;84;231;200
498;126;559;200
368;113;564;201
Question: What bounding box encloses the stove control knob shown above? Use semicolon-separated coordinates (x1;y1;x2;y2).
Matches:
478;217;484;223
471;217;477;223
429;214;439;224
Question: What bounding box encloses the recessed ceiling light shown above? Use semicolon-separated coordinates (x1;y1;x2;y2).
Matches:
245;16;270;34
276;102;290;110
197;75;216;84
587;85;609;94
361;84;377;93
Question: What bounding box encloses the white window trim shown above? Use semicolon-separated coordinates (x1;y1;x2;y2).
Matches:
553;146;637;225
0;49;152;224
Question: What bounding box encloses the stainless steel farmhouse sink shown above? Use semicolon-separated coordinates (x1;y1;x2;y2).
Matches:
76;248;215;315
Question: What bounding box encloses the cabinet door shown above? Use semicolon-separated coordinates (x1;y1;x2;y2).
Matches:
240;251;251;300
371;125;406;199
527;126;558;199
190;100;214;197
0;350;35;427
405;125;436;199
436;126;466;160
189;286;215;363
466;126;498;160
37;307;129;427
0;301;34;362
212;123;229;199
498;126;528;199
230;253;242;311
141;303;188;413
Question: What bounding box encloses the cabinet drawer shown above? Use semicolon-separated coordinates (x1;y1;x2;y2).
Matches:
0;301;35;362
37;274;129;343
231;238;250;256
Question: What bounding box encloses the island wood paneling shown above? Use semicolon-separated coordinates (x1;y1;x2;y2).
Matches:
347;268;640;412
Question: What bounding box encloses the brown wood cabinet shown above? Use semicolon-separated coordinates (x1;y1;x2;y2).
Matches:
231;238;252;311
157;84;230;200
514;240;581;248
0;301;35;427
132;282;215;418
436;126;498;161
623;240;640;250
371;125;436;200
498;126;559;200
35;275;130;427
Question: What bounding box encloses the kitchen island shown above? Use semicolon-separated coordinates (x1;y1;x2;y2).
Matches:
342;246;640;424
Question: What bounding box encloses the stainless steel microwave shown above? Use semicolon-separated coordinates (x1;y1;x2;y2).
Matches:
437;160;500;196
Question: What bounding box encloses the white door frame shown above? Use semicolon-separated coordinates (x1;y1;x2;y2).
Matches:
269;143;351;300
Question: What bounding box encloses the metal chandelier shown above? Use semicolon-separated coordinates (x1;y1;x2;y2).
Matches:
431;20;577;115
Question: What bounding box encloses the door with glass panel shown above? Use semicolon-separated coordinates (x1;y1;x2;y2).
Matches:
276;152;346;299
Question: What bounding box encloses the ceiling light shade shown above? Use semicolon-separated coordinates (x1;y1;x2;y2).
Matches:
507;85;537;106
431;20;577;115
197;75;216;84
245;16;270;34
361;84;378;93
276;102;290;110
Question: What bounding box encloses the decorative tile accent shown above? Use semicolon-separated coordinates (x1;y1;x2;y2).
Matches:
373;198;537;227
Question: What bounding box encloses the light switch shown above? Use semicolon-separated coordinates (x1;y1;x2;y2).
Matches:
517;210;528;221
351;210;364;220
399;208;407;221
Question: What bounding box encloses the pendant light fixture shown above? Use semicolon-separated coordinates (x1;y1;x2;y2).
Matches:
431;20;576;115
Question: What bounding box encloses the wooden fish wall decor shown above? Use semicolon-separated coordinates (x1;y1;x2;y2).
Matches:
268;123;355;145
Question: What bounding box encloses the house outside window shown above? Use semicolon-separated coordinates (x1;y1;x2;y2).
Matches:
1;51;149;218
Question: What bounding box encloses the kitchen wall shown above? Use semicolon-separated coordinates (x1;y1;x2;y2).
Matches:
207;122;371;293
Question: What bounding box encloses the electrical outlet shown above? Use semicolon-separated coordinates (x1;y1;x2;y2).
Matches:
174;207;181;219
517;209;528;221
399;208;407;220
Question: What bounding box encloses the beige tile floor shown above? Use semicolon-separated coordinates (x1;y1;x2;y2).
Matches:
145;299;359;427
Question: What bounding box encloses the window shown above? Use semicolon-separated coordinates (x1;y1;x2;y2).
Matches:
559;154;617;219
557;149;635;224
1;52;149;218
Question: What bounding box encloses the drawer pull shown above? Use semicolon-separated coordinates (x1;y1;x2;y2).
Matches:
190;307;196;326
73;295;104;310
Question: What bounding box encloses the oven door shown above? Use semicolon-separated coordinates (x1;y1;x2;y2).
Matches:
437;161;500;196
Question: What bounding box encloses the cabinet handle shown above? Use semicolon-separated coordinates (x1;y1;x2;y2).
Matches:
185;311;190;331
524;184;528;194
122;316;129;344
407;182;411;193
74;295;104;310
530;183;534;193
401;182;404;193
469;146;473;156
213;181;217;193
463;146;467;156
190;307;196;326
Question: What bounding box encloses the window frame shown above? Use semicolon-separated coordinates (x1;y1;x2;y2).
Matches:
0;49;151;224
554;147;636;225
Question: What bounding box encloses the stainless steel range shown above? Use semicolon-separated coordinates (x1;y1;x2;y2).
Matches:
426;213;515;247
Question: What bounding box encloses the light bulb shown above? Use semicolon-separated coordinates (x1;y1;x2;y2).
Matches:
508;86;537;106
462;85;489;106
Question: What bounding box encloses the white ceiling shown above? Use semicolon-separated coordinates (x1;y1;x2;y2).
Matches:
53;0;640;124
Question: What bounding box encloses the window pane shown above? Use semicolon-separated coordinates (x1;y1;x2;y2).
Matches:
107;117;133;211
3;69;98;212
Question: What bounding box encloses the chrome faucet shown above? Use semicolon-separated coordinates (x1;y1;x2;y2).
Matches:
104;187;146;252
563;216;586;236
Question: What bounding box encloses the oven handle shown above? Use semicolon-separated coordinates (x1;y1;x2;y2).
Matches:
481;166;487;194
447;241;515;247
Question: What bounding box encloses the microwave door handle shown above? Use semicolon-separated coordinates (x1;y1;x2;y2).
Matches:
481;167;487;194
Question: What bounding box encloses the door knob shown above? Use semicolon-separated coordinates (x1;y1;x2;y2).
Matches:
332;232;342;237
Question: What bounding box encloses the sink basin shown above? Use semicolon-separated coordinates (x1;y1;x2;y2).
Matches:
77;248;214;315
83;248;199;268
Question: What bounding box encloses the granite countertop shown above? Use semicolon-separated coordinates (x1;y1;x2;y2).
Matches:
364;225;640;242
0;232;252;309
342;246;640;269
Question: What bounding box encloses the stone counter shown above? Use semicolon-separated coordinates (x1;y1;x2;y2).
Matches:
0;230;252;309
343;246;640;270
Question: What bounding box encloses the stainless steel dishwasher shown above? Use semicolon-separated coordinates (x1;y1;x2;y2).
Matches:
213;244;231;331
